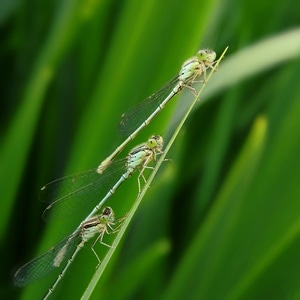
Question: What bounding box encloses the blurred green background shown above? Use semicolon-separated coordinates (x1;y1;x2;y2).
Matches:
1;0;300;299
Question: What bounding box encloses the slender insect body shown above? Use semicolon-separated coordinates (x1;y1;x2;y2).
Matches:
43;207;117;299
46;243;84;299
14;207;120;300
16;135;163;292
88;135;164;221
97;49;216;173
14;49;219;298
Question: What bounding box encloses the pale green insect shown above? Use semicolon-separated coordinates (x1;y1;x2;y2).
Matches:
97;49;216;174
38;135;163;222
84;134;163;221
14;207;122;299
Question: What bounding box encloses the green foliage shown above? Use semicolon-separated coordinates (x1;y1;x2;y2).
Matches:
1;0;300;299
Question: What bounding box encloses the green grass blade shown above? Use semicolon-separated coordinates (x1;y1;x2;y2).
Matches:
163;115;268;300
80;48;227;299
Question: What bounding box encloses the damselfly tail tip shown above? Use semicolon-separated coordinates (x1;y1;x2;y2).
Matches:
97;162;108;174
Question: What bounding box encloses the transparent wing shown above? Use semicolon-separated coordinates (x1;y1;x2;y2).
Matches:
14;233;80;286
118;76;179;135
40;159;127;221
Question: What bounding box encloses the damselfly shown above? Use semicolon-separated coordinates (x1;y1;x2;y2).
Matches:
40;135;163;222
97;49;216;173
14;207;123;299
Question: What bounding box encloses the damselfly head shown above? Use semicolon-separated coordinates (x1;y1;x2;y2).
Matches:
197;49;216;63
147;135;163;151
100;206;115;223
